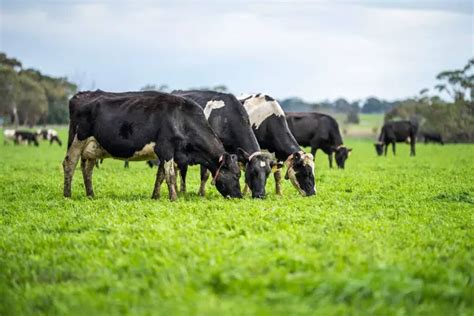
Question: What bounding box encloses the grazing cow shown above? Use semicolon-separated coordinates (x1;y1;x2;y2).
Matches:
375;120;418;156
14;130;39;146
172;90;278;199
286;112;352;169
63;90;242;201
239;94;316;196
37;129;62;146
422;132;444;145
3;129;16;144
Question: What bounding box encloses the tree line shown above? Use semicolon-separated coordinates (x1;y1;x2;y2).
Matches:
1;52;472;142
0;52;77;127
385;59;473;143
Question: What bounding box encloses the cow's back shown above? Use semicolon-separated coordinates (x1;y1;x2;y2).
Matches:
68;90;211;159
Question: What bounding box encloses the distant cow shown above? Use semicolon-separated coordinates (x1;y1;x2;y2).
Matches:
64;90;242;201
173;90;277;198
375;121;418;156
37;129;62;146
3;129;16;144
14;131;39;146
422;132;444;145
286;112;352;169
239;94;316;196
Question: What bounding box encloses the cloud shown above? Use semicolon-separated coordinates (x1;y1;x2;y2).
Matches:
1;0;472;101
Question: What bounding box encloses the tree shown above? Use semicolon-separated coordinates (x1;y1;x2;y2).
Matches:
361;97;395;113
20;68;77;124
15;74;48;126
435;58;474;103
0;64;19;125
0;52;77;125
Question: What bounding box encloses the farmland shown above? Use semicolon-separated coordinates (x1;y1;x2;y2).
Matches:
0;128;473;315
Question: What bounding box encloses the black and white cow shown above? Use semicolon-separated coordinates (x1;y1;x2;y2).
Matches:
239;94;316;196
37;128;62;146
63;90;242;201
3;129;16;145
172;90;278;199
286;112;352;169
375;120;418;156
14;130;39;146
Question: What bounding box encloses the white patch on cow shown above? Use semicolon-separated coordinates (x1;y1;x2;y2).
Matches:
48;129;58;138
129;142;157;160
260;161;266;167
81;137;157;161
82;137;111;160
3;129;16;140
164;159;175;176
203;100;226;119
239;94;284;129
284;152;315;196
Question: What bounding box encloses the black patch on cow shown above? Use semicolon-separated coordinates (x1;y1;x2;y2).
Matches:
119;121;134;139
264;95;274;102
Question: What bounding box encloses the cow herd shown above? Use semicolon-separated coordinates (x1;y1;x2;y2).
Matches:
3;128;62;147
2;89;443;201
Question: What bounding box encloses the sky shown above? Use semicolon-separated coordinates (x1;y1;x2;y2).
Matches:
0;0;472;102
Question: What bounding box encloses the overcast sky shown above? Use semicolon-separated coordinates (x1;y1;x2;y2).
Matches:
1;0;472;102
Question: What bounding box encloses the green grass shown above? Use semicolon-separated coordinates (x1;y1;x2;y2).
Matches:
0;128;473;315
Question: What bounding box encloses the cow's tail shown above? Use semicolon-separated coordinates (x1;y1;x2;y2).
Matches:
66;96;79;150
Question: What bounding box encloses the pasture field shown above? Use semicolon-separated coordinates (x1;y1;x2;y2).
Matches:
0;128;473;315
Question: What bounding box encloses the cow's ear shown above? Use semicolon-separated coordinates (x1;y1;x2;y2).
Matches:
236;148;249;163
270;161;284;173
348;148;353;152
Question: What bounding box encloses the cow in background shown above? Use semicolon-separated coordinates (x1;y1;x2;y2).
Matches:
375;121;418;156
37;129;62;146
3;129;16;145
421;132;444;145
286;112;352;169
14;131;39;146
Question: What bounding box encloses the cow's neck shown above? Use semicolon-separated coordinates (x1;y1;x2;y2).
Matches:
263;118;301;161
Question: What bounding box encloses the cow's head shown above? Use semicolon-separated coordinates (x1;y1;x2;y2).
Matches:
285;151;316;196
213;153;242;198
374;142;384;156
333;145;352;169
237;148;282;199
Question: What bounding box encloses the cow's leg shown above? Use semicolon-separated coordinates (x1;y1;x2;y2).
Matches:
179;165;188;193
151;162;165;199
384;143;388;156
274;169;282;195
164;159;177;201
311;147;316;160
410;138;416;156
328;152;333;168
81;158;96;197
124;161;129;168
199;166;210;197
62;137;85;198
392;142;396;156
